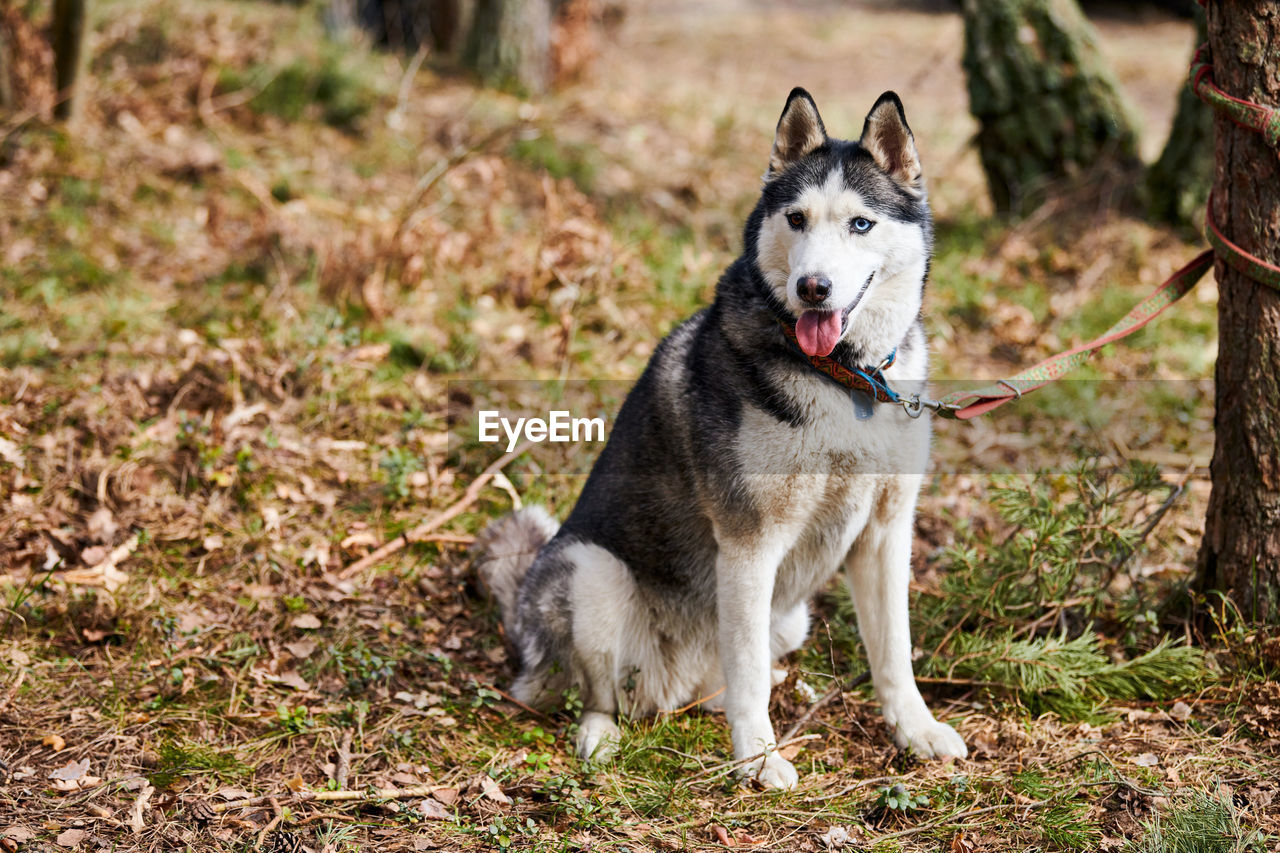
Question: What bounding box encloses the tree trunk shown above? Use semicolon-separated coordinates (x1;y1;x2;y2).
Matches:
51;0;87;122
462;0;550;95
1145;10;1212;230
961;0;1140;215
1196;2;1280;624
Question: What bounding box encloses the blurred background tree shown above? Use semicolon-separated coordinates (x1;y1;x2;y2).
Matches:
961;0;1140;215
462;0;553;94
51;0;87;121
1144;8;1211;230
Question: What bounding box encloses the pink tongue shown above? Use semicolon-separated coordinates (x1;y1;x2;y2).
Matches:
795;310;843;357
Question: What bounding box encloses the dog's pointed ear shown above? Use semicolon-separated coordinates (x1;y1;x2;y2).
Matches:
860;91;923;195
768;88;827;178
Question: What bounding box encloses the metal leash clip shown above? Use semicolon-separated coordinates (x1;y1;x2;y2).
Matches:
899;393;956;419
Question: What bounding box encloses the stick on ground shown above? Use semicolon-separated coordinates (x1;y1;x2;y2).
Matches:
340;442;532;577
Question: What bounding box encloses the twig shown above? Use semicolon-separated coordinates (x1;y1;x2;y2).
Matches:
492;686;549;720
389;45;429;128
340;443;532;577
210;783;450;814
0;667;26;711
659;686;725;716
779;672;869;746
59;531;141;591
873;797;1057;843
128;782;154;834
334;730;353;790
254;799;283;850
393;121;528;242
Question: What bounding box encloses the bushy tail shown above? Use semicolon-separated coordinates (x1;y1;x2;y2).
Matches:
473;506;559;624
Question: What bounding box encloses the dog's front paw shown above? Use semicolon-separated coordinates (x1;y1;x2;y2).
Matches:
576;711;621;761
739;752;799;790
891;716;967;760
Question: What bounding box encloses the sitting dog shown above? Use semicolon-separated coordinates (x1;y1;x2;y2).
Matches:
475;88;966;788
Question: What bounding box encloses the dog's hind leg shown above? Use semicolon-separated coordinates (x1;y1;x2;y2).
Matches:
844;481;966;760
564;542;629;761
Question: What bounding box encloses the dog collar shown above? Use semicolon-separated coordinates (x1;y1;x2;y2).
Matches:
777;320;901;405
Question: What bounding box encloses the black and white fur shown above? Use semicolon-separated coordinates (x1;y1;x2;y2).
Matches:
475;89;966;789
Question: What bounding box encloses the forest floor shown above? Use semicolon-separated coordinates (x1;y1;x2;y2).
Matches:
1;0;1278;850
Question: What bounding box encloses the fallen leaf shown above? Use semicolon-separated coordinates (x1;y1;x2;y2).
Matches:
712;824;731;846
416;798;450;820
820;826;852;849
2;827;37;843
267;671;311;692
477;775;510;805
777;742;803;761
285;639;317;659
214;787;253;801
50;758;90;781
86;507;118;542
340;531;380;550
431;787;459;805
42;734;67;752
0;437;24;467
55;828;86;848
291;614;321;630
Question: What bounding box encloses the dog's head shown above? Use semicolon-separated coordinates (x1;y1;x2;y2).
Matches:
750;88;931;358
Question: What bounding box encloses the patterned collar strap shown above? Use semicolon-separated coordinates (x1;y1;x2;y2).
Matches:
777;321;901;404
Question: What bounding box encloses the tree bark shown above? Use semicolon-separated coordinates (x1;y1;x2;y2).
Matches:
1145;9;1212;231
1196;2;1280;624
961;0;1140;215
462;0;550;95
51;0;88;122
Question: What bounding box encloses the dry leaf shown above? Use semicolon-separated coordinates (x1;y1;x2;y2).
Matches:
416;799;450;820
214;787;253;801
477;775;511;805
285;639;317;659
291;614;321;630
431;787;459;805
267;671;311;692
50;758;90;781
340;531;380;550
87;507;118;542
55;828;87;848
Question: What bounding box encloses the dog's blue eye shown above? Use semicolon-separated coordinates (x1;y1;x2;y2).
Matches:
851;217;874;233
787;212;806;230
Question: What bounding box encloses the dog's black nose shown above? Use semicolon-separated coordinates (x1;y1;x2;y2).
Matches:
797;275;831;305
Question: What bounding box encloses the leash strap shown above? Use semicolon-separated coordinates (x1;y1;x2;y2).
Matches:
922;40;1280;421
1190;43;1280;150
931;251;1214;419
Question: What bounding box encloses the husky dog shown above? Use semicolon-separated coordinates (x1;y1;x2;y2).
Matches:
475;88;966;789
